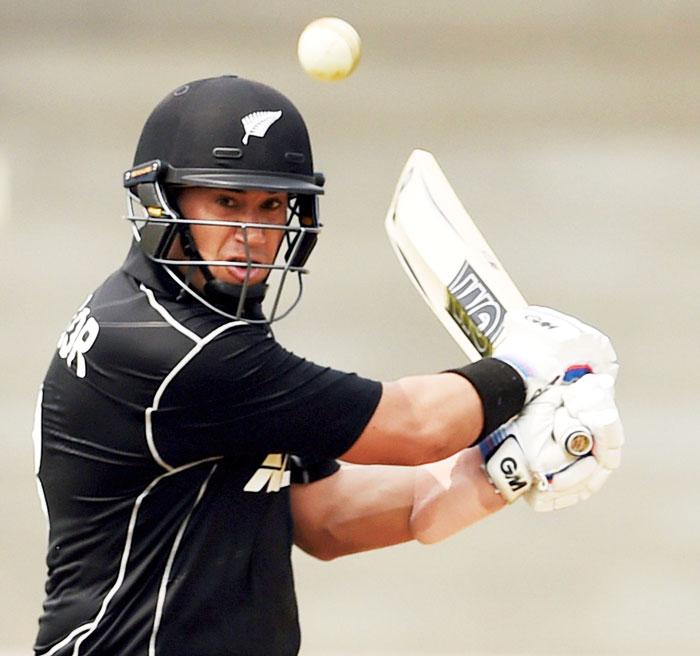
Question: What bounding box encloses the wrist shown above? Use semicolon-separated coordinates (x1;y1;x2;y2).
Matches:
448;358;527;443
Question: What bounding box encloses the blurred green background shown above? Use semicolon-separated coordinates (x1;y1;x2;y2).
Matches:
2;2;699;654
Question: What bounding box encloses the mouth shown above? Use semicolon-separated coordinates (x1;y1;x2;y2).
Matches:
220;259;267;285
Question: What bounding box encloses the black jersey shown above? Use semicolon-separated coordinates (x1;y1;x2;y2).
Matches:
33;244;382;656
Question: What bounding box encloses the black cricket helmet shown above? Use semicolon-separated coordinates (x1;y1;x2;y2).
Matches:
123;75;324;322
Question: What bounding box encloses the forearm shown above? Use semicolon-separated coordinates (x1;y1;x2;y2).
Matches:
292;448;505;559
410;447;506;544
342;373;484;465
342;360;526;467
292;464;416;559
385;374;485;458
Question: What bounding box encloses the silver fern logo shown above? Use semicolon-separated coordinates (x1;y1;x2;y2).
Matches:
241;110;283;145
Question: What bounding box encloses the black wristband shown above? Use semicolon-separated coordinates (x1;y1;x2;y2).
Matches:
448;358;526;444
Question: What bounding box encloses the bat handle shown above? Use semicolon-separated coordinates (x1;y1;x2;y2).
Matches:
556;425;594;457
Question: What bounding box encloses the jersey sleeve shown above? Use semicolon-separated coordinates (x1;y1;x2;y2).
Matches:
150;326;383;466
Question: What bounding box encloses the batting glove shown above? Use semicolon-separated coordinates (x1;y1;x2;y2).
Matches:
479;373;624;510
493;306;619;403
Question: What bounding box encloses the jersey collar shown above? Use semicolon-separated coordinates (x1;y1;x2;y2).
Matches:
121;240;184;299
121;241;267;322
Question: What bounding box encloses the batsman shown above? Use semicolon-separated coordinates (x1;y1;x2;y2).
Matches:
33;76;624;656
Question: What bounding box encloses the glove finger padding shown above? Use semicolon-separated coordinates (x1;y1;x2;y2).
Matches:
516;386;563;452
563;374;625;470
526;456;602;512
524;373;624;512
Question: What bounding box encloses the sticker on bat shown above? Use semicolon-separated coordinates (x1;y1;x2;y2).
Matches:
445;262;506;356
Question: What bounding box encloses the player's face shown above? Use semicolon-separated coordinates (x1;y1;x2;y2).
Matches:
176;187;288;287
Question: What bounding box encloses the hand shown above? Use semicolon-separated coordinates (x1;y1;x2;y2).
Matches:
529;373;624;511
493;306;618;402
479;373;624;509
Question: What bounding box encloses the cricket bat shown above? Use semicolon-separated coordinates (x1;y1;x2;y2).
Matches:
385;149;592;456
385;149;526;362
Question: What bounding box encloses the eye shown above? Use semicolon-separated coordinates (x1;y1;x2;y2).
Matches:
216;195;240;209
261;197;283;211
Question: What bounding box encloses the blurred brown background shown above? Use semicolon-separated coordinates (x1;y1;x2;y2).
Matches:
2;1;699;654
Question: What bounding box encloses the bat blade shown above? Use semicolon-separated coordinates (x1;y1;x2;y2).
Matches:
385;151;594;458
385;149;526;361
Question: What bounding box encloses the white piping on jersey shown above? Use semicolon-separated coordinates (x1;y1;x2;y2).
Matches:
32;386;50;527
38;457;222;656
32;386;43;475
162;265;252;323
35;380;95;656
42;624;93;656
148;464;218;656
139;284;246;470
39;291;244;656
139;284;201;344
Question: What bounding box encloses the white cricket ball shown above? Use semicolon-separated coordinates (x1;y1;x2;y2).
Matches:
297;17;362;82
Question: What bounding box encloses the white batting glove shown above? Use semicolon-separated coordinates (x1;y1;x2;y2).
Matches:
493;306;618;403
479;373;624;510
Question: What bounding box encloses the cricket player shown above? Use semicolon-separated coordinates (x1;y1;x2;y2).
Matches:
33;76;623;656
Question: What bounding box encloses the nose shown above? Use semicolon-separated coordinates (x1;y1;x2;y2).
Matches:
229;204;270;246
233;223;267;248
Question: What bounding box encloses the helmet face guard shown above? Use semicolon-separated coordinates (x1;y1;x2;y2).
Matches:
123;76;325;324
124;160;323;323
